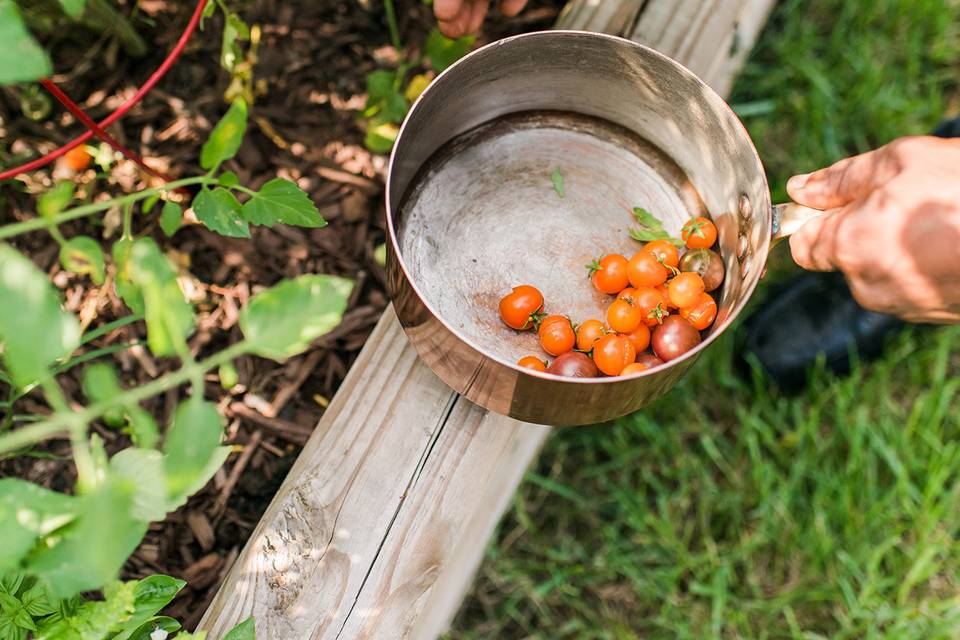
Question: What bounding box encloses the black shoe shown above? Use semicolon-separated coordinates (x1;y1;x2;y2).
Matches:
932;115;960;138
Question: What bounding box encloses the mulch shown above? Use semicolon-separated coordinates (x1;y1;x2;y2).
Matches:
0;0;562;627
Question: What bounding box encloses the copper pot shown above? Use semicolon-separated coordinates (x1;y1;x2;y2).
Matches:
385;30;818;426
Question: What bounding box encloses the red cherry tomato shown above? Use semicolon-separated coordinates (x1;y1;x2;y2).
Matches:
547;352;599;378
633;287;669;327
592;334;637;376
498;285;543;330
627;251;668;288
539;316;575;356
588;254;630;294
576;319;607;352
679;292;718;330
682;216;718;249
651;316;701;361
668;272;705;309
64;145;91;172
623;324;651;353
606;299;642;333
517;356;547;371
645;239;680;269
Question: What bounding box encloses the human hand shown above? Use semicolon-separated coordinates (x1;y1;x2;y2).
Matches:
787;136;960;323
433;0;528;38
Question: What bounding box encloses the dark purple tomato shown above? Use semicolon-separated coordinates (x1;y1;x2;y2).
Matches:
679;248;724;292
547;352;599;378
651;316;701;361
635;353;665;370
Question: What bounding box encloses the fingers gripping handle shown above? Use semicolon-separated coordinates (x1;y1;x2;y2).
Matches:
771;202;825;248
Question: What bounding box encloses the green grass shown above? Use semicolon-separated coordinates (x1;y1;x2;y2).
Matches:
449;1;960;638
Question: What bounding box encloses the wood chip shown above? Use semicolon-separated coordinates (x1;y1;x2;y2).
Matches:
186;511;216;552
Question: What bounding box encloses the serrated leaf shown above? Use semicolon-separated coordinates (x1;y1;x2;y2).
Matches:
116;616;180;640
57;0;85;18
128;238;194;358
112;239;145;315
0;1;52;85
629;207;683;245
200;99;247;170
241;178;324;228
159;201;182;237
424;28;474;73
551;169;564;198
192;188;249;238
110;449;167;522
0;245;81;387
163;399;225;505
364;121;399;154
26;482;145;599
240;274;352;360
59;236;105;285
38;182;75;219
35;579;138;639
82;362;120;404
223;617;255;640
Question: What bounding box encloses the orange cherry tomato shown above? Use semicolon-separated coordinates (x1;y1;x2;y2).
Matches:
656;283;675;309
617;287;638;304
592;334;636;376
498;285;544;330
633;286;669;327
539;316;576;356
576;319;607;352
64;145;91;172
645;239;680;269
623;323;651;353
627;251;668;288
620;362;649;376
668;272;705;309
679;292;718;330
607;298;642;333
517;355;548;371
588;254;630;294
682;216;718;249
538;314;569;335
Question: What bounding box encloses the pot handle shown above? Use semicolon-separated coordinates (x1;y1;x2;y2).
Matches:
770;202;824;248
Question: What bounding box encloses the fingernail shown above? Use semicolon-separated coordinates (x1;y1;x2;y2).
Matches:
787;173;810;191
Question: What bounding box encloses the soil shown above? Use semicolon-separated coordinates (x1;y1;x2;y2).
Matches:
0;0;563;627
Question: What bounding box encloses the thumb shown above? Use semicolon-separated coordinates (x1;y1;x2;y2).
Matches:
786;146;892;210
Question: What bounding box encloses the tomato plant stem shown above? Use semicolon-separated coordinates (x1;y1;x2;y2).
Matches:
0;341;249;455
80;314;143;346
384;0;402;51
0;176;213;240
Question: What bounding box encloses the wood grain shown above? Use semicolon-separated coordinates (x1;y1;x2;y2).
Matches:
200;2;775;637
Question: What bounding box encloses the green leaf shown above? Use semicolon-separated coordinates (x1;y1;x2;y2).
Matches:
142;193;161;214
14;607;35;631
0;591;20;613
424;28;474;73
21;582;56;617
110;449;167;522
126;408;160;450
362;70;408;123
373;243;386;267
365;70;397;105
0;614;27;640
26;482;146;599
200;99;247;170
220;12;250;72
128;238;194;358
0;480;76;571
0;245;81;387
0;574;24;595
219;362;239;389
35;579;138;639
82;362;121;404
240;274;352;360
192;188;249;238
218;171;240;187
241;178;325;228
163;399;225;506
223;617;255;640
38;182;75;219
117;616;180;640
0;1;52;85
629;207;683;245
112;239;145;315
59;236;105;285
57;0;85;19
364;121;399;154
551;169;564;198
159;201;182;237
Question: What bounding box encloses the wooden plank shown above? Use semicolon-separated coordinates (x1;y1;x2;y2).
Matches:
199;2;775;637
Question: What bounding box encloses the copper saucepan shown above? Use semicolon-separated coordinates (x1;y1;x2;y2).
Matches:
385;30;820;426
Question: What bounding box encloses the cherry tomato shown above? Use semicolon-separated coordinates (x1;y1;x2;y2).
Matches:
576;319;607;352
606;299;642;333
538;314;569;335
668;272;705;309
645;239;680;269
592;334;637;376
623;323;651;353
633;287;669;327
517;356;547;371
539;316;575;356
679;248;724;292
651;316;701;361
547;352;598;378
679;292;717;330
620;362;649;376
498;285;544;330
588;254;630;294
627;251;668;288
682;216;718;249
617;287;637;304
656;283;676;309
64;145;91;172
635;353;665;370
